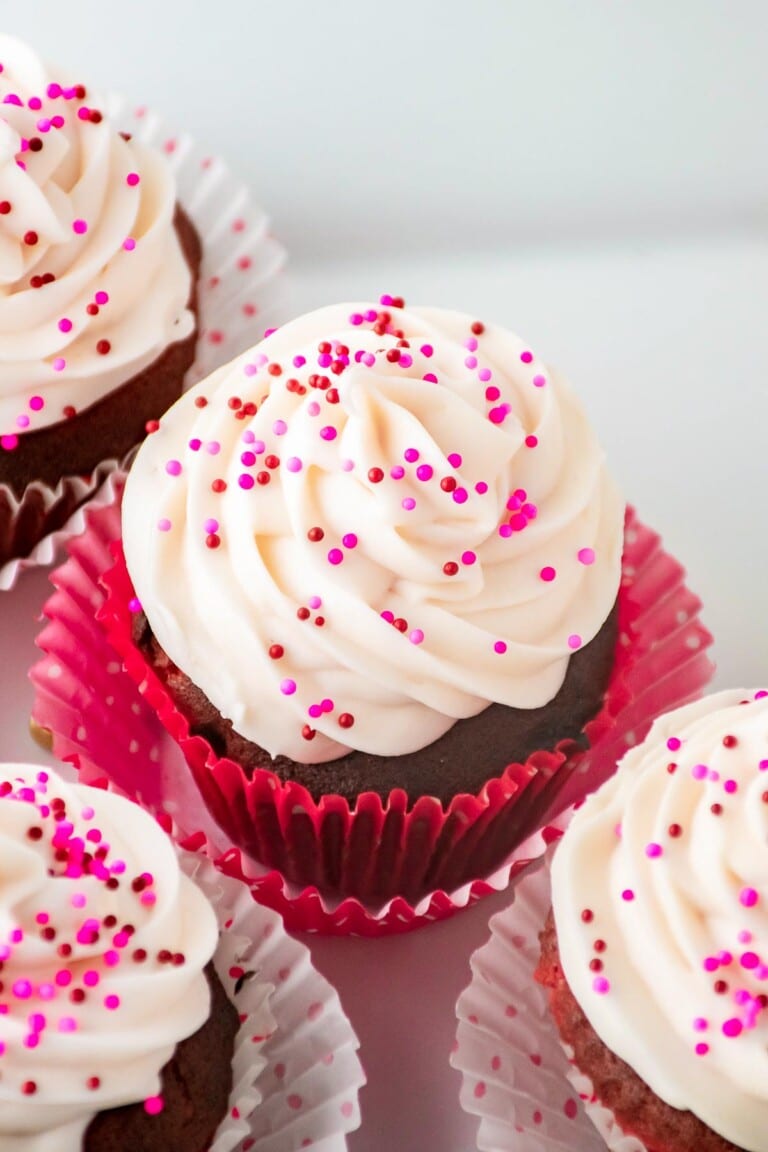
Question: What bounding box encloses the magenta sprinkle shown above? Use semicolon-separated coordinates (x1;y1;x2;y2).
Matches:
540;566;556;582
724;779;738;794
461;550;477;566
342;533;358;548
520;351;533;364
532;374;546;387
667;737;682;751
475;481;488;494
165;460;182;476
621;889;635;902
447;452;462;468
578;547;595;565
416;464;433;481
722;1018;743;1038
645;843;663;858
72;218;87;235
695;1043;709;1056
402;497;416;511
452;487;468;504
740;887;759;908
420;343;433;357
280;679;297;696
390;465;405;480
320;426;337;441
693;1017;708;1032
308;704;322;719
327;548;344;565
494;641;507;654
58;318;73;333
592;976;610;995
238;474;254;490
157;518;171;532
568;634;582;650
423;372;438;383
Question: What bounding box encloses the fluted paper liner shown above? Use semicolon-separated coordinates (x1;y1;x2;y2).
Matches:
452;851;655;1152
0;91;286;591
31;485;713;933
143;844;363;1150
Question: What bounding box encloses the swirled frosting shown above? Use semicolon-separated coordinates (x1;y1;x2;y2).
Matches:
0;763;218;1150
551;689;768;1151
0;35;195;442
122;298;624;764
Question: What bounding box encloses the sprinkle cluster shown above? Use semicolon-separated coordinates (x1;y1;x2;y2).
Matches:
0;768;179;1113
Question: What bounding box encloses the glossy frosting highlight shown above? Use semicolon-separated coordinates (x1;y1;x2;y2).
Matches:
0;35;194;441
123;298;624;764
552;689;768;1152
0;764;218;1150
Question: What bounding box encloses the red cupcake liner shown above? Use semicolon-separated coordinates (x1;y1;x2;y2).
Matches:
31;484;714;934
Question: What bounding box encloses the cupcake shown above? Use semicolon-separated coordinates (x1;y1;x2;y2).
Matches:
536;688;768;1152
0;35;201;565
0;761;259;1151
102;294;636;906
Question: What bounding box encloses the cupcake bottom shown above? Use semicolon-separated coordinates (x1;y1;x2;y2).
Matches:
85;963;238;1152
0;207;201;566
132;603;619;805
536;915;741;1152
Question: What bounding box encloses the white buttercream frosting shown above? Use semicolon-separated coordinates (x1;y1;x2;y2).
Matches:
0;35;195;441
551;688;768;1151
122;299;624;764
0;763;218;1150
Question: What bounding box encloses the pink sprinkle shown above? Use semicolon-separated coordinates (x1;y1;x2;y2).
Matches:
204;518;219;533
13;980;32;999
157;518;171;532
667;737;682;751
165;459;182;476
126;172;140;186
280;679;296;696
462;550;477;566
568;634;582;650
71;894;86;909
532;374;546;388
328;548;344;565
58;318;73;333
58;1017;77;1033
540;566;556;582
464;337;478;352
286;456;302;472
123;237;136;251
308;595;322;609
52;358;66;372
390;465;405;480
273;420;287;436
341;458;354;472
399;353;413;368
478;368;492;382
402;497;416;511
307;401;321;417
16;415;29;429
578;548;595;565
693;1017;708;1032
464;355;478;369
645;843;663;858
420;344;433;357
72;219;88;235
205;441;220;455
592;976;610;995
144;1096;164;1116
740;887;759;908
447;452;462;468
494;641;507;654
416;464;433;481
409;629;424;645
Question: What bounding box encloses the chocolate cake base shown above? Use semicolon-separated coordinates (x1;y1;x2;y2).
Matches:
133;603;618;807
0;206;201;566
84;962;239;1152
536;911;742;1152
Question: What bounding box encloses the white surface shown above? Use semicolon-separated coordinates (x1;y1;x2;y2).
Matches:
3;237;766;1151
5;1;768;258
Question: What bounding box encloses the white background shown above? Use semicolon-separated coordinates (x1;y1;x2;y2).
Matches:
1;4;768;1150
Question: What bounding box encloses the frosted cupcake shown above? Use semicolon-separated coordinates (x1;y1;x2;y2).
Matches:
0;35;200;564
100;294;636;905
0;760;270;1151
537;688;768;1152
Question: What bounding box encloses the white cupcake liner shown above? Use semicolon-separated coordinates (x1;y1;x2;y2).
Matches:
451;853;610;1152
0;92;287;593
193;852;365;1151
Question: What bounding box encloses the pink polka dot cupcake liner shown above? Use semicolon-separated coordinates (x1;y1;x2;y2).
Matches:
188;852;365;1151
451;850;623;1152
30;483;713;934
0;93;286;593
